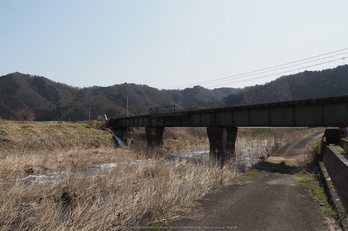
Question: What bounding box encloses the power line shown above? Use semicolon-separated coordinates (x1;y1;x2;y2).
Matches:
197;52;348;87
206;56;348;89
168;48;348;89
170;48;348;88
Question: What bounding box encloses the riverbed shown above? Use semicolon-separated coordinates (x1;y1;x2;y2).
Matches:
0;138;283;187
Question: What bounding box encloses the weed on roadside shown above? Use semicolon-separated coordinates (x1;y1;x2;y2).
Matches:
241;169;260;177
138;221;173;231
292;173;337;218
311;137;322;150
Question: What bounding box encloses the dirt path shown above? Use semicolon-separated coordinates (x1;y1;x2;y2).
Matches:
266;130;324;166
167;130;341;231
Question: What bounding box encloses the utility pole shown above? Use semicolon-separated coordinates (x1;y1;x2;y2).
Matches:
126;86;129;117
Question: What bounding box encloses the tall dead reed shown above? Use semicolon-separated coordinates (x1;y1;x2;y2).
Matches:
0;155;237;230
0;122;306;230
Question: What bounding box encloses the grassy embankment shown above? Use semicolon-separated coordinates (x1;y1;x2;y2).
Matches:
0;119;305;230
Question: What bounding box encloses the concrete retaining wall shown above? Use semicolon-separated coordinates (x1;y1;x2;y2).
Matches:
340;138;348;154
322;143;348;210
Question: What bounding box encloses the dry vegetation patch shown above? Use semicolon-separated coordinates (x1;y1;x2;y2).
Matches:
0;120;309;230
0;120;113;151
0;120;125;180
1;156;237;230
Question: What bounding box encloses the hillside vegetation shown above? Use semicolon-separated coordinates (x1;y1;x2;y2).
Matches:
224;65;348;106
1;65;347;121
0;73;239;121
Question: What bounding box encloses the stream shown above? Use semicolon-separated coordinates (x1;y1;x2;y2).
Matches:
0;137;283;187
167;138;282;171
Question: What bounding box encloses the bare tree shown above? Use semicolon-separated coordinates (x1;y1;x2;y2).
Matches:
114;109;126;118
16;107;36;121
132;104;148;116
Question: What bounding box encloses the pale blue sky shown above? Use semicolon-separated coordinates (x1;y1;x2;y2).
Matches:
1;1;347;89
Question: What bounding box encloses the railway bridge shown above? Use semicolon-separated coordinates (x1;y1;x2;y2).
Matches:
107;95;348;164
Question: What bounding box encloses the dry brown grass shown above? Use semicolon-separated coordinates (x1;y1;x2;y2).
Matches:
0;120;124;181
162;127;209;153
1;154;237;230
0;147;136;181
0;120;113;151
0;120;307;230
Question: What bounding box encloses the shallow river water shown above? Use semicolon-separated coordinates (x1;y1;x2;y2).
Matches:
0;138;282;186
167;139;279;172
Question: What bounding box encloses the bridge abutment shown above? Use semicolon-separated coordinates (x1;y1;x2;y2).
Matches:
207;127;238;165
145;127;164;148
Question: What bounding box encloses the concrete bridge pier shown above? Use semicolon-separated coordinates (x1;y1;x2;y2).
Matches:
144;126;238;164
145;127;164;148
207;127;238;165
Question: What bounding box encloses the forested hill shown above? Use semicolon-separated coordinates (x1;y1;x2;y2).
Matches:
1;65;347;121
0;72;239;121
223;65;348;107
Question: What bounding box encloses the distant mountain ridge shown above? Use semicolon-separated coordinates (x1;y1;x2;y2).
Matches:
0;72;240;121
1;65;347;121
223;65;348;107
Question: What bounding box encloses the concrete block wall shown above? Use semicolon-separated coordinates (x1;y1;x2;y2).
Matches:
340;138;348;154
322;143;348;210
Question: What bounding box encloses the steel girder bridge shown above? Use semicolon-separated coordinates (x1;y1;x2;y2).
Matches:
107;95;348;164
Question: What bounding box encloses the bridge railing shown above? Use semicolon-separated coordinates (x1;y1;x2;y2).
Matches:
148;105;180;115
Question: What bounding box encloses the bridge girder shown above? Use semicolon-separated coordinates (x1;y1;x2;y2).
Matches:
108;95;348;165
109;96;348;128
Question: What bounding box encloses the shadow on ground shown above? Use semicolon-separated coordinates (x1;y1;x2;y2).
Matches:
254;161;300;174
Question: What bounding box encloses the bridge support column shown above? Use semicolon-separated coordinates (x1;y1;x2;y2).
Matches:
207;127;238;165
145;127;164;148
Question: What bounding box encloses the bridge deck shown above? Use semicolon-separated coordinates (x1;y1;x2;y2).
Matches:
108;95;348;128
